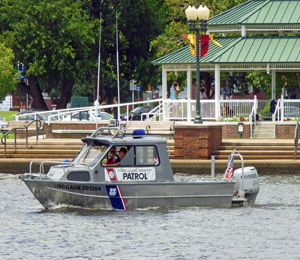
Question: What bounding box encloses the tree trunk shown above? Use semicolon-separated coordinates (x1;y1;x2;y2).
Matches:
56;79;74;109
27;76;48;110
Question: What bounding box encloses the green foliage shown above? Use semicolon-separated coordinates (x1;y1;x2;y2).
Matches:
224;72;249;97
0;0;98;108
258;102;271;118
0;43;20;98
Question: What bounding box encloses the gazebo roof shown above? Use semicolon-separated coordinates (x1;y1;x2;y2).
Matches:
208;0;300;26
208;0;300;33
152;0;300;72
152;36;300;71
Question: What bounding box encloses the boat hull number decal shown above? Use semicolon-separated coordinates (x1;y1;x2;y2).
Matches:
53;184;101;191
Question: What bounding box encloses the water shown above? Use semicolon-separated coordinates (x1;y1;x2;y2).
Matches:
1;173;300;260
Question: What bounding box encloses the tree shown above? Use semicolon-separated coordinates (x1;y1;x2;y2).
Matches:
0;0;170;109
89;0;170;103
0;43;20;98
0;0;98;109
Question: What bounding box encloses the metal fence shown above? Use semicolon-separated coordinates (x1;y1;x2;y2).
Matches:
13;96;300;123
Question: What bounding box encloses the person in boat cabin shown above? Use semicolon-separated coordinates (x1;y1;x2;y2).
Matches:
106;146;120;165
103;147;127;166
106;147;127;167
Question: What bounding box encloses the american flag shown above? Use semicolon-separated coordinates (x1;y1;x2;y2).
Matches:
224;155;234;181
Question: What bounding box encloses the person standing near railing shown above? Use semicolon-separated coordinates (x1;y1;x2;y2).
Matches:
111;97;118;119
170;82;180;119
94;95;105;118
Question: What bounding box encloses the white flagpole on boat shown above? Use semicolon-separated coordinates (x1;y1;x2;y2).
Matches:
96;12;102;129
116;10;120;122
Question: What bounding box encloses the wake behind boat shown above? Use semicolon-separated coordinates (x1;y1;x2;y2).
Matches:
20;120;259;210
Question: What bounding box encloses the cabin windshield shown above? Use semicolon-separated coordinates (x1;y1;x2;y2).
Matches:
77;143;108;167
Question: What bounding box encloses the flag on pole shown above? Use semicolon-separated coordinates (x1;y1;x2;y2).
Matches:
183;34;222;58
209;35;223;47
183;34;196;57
224;153;234;181
200;35;209;57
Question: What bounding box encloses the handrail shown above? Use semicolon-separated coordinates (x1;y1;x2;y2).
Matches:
248;95;257;138
1;120;43;158
294;119;299;159
272;98;282;122
141;102;163;121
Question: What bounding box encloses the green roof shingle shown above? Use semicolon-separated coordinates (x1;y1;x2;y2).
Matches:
208;0;300;26
152;36;300;65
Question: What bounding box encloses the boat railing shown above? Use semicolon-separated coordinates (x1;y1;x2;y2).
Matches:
90;119;129;139
227;151;245;190
29;160;90;177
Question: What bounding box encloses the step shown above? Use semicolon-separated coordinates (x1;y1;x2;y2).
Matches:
213;150;297;155
218;145;295;151
0;154;75;159
214;154;297;160
253;134;275;138
0;144;83;150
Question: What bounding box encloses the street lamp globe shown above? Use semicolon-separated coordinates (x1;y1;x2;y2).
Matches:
185;5;198;21
202;5;210;21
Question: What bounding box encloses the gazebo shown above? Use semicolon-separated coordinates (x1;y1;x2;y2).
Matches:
152;0;300;121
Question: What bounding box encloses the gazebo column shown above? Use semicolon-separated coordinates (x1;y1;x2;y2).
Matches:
214;64;221;119
186;68;192;121
162;65;168;121
272;70;276;100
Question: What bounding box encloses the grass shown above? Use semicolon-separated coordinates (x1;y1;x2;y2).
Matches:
0;111;18;121
0;111;17;139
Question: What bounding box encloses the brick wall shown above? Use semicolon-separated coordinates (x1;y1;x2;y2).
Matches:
174;125;223;159
276;122;297;139
222;123;250;138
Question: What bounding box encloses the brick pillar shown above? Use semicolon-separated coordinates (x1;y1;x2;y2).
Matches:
174;124;223;159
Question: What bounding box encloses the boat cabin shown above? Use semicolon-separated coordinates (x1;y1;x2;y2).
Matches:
48;131;174;183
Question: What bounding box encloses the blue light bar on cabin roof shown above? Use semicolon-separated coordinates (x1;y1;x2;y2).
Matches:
132;129;145;138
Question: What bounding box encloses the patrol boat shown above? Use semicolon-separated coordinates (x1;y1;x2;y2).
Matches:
20;121;259;210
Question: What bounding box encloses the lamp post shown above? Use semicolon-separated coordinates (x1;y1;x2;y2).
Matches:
185;5;210;124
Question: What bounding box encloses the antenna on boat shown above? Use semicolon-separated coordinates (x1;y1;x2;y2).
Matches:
116;10;121;122
96;12;102;129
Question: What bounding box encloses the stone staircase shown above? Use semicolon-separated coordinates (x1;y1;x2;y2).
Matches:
212;139;297;160
252;121;275;138
0;139;175;160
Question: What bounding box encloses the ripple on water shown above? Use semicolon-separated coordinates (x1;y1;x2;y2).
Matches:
0;174;300;259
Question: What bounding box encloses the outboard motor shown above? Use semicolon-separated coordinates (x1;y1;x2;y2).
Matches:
232;166;260;205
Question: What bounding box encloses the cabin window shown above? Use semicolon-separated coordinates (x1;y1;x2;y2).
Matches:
135;146;159;166
77;144;108;167
67;171;90;181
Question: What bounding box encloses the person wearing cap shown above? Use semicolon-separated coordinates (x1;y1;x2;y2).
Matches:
103;147;127;167
104;146;120;165
119;147;127;161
